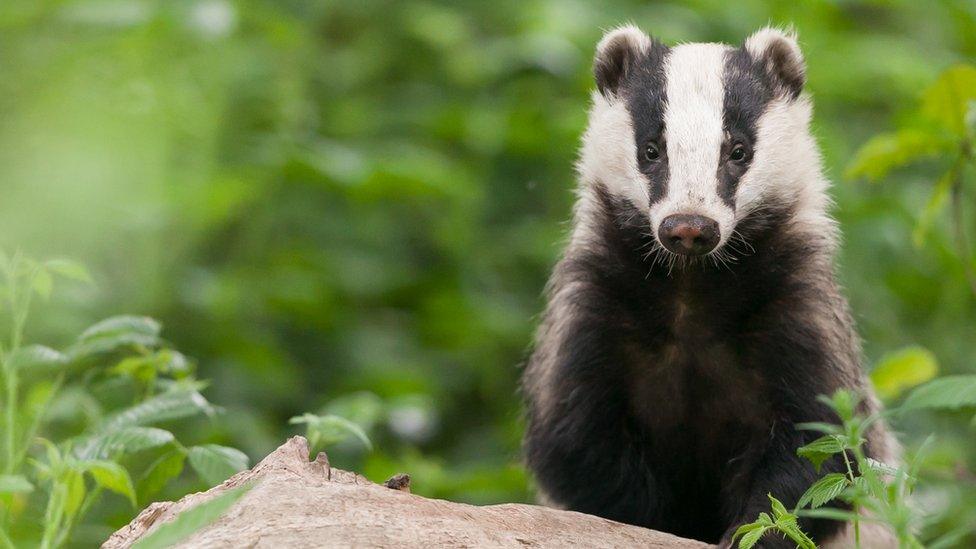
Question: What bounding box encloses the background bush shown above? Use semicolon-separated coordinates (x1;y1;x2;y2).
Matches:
0;0;974;545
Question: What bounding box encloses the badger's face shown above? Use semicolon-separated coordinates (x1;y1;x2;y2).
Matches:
579;26;815;259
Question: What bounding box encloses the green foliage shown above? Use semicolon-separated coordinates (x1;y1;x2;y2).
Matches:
869;346;939;401
130;483;254;549
0;1;974;546
732;494;816;549
0;253;247;547
900;375;976;412
186;445;249;487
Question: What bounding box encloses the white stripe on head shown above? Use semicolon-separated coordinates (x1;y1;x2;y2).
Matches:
654;43;734;243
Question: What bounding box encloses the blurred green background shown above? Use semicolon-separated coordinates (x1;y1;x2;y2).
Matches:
2;0;975;543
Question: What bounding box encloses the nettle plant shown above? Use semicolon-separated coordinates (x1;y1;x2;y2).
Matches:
0;252;248;548
733;380;976;549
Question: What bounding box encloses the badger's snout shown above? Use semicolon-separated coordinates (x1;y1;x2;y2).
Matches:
658;214;719;256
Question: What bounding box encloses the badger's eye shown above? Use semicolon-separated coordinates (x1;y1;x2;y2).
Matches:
644;142;661;162
730;144;748;163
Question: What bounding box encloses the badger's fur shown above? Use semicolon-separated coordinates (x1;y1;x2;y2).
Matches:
522;26;898;548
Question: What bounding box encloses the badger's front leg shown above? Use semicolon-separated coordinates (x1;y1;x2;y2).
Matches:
718;312;860;548
718;416;850;549
522;293;672;530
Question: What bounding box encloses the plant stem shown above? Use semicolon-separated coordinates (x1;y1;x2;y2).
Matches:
841;450;861;549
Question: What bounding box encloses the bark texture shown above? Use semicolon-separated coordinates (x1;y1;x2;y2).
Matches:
103;436;711;548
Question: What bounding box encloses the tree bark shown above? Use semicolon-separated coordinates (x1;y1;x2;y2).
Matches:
103;436;710;548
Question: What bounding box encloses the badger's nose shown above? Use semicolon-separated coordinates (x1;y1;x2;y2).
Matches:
658;214;719;256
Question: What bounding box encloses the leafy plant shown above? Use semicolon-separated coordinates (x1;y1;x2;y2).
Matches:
0;252;249;547
847;64;976;296
734;371;976;549
792;390;923;549
731;494;816;549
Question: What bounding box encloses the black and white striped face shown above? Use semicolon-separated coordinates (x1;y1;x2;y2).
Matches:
579;26;815;258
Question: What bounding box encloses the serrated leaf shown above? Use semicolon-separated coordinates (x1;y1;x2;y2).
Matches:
845;129;947;181
865;458;901;477
45;259;93;284
138;450;186;503
80;460;136;506
797;435;846;472
870;345;939;400
131;483;253;549
738;526;767;549
922;64;976;136
0;474;34;494
901;375;976;410
796;473;849;509
768;494;789;518
79;315;161;342
100;390;215;432
76;427;175;460
7;344;67;373
187;445;249;487
70;316;162;358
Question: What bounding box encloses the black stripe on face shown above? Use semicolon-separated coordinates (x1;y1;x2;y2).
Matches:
622;42;671;205
718;48;775;207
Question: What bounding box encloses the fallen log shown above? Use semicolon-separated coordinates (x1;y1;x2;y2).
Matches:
103;436;710;548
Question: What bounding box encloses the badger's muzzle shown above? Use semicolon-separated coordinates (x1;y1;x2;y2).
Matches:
658;214;719;256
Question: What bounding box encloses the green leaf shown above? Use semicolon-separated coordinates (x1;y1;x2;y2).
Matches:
7;344;67;373
44;259;93;284
797;507;863;522
100;390;215;432
113;349;191;380
0;474;34;494
187;445;249;487
912;170;955;247
131;483;253;549
870;345;939;400
797;435;846;472
922;64;976;136
865;458;901;477
901;375;976;410
79;315;161;342
289;413;372;451
63;470;87;517
80;460;136;506
738;526;767;549
138;450;186;503
845;129;948;181
69;315;162;358
76;427;176;460
796;473;849;509
32;268;53;299
768;494;789;519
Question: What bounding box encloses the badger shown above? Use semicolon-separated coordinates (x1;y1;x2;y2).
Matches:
521;26;899;548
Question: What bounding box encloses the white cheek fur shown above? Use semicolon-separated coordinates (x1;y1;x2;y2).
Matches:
576;92;650;214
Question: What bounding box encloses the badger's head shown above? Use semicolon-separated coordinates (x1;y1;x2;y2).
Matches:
578;25;827;262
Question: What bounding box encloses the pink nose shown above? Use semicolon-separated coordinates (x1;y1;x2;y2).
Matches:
658;214;719;255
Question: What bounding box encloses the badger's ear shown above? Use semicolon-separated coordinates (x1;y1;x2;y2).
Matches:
594;25;651;98
745;27;805;100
